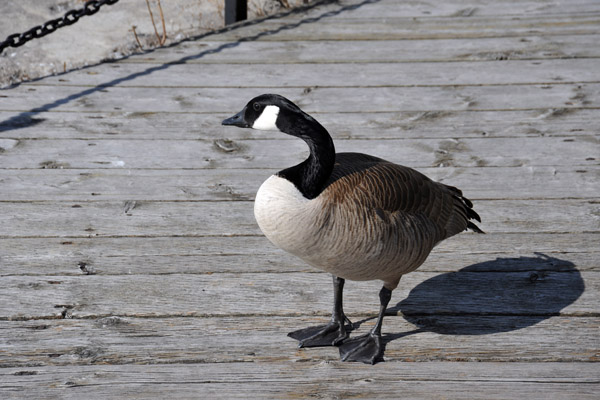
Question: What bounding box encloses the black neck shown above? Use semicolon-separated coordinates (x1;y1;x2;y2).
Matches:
276;115;335;199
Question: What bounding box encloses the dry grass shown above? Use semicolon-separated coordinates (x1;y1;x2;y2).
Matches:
130;0;167;51
145;0;167;46
131;25;143;50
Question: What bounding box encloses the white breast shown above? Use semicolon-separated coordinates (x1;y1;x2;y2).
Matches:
254;175;389;281
254;175;423;289
254;175;319;257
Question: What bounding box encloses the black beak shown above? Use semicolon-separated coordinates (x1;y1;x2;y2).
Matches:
222;108;249;128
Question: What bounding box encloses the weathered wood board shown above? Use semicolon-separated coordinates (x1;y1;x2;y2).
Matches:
207;14;600;42
2;109;598;140
0;256;596;316
1;363;598;400
0;316;598;366
4;84;600;113
1;136;597;169
116;35;600;64
0;0;598;398
0;199;599;237
0;166;597;201
0;233;597;275
30;59;600;87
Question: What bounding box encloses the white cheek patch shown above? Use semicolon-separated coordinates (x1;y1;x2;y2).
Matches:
252;105;280;131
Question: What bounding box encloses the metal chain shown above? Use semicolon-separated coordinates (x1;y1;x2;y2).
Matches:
0;0;120;55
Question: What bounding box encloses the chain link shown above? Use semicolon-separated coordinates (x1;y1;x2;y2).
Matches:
0;0;119;54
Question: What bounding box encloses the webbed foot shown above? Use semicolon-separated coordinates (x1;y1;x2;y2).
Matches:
338;332;384;364
288;319;351;348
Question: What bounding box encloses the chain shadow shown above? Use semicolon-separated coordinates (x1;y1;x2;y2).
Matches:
0;0;382;132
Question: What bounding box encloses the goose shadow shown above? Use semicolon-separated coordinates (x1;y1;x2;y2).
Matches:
376;252;585;349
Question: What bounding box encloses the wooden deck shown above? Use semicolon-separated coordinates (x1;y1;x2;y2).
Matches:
1;0;599;398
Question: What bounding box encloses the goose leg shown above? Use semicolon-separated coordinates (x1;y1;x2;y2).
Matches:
288;275;352;347
338;285;392;364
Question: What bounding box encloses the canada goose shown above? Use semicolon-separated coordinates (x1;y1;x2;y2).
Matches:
222;94;483;364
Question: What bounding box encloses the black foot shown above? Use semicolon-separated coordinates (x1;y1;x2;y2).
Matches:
288;320;351;348
338;333;383;364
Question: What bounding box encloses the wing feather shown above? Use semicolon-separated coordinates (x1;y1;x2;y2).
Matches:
323;152;483;240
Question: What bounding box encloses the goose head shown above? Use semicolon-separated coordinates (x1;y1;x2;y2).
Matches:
222;93;282;131
222;94;336;199
222;94;326;140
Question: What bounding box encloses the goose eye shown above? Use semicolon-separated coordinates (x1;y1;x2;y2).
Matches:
253;103;261;111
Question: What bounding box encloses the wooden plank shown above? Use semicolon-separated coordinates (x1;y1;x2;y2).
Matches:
1;234;597;277
0;315;597;365
3;361;600;383
1;362;598;399
0;199;598;238
275;0;600;21
3;84;599;114
208;14;600;42
0;266;595;319
1;109;598;140
30;59;600;88
1;136;598;170
123;35;600;64
0;166;597;201
0;0;597;396
314;0;600;19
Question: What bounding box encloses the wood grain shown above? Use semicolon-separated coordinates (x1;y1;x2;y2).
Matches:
2;109;598;140
210;13;600;41
0;166;597;201
1;233;597;276
0;0;598;397
121;34;600;64
0;268;595;319
0;199;598;238
3;84;599;113
0;316;598;366
1;362;598;399
1;136;597;170
31;59;600;87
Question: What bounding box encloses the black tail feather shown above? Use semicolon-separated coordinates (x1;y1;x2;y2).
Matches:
455;192;484;233
466;207;481;223
444;184;484;234
467;221;485;234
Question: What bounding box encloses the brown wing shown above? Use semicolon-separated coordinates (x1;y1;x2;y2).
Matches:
323;153;483;241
